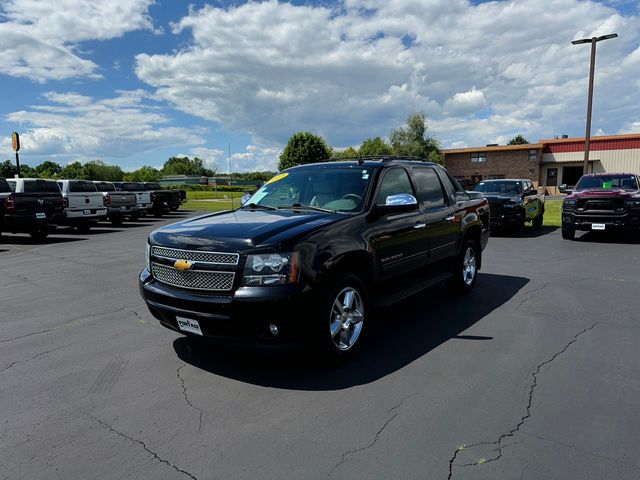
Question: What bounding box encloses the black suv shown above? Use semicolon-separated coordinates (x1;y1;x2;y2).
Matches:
139;158;490;358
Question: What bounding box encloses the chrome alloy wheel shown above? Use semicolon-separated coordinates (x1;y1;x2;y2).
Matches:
329;287;364;351
462;246;477;286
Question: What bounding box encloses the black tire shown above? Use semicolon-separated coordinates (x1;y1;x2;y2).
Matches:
153;210;162;218
130;213;140;221
449;238;479;293
29;228;49;241
76;223;92;234
315;273;370;361
532;209;544;229
514;221;526;237
110;217;124;227
562;228;575;240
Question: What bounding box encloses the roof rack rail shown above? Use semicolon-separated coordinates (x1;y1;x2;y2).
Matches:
330;155;428;163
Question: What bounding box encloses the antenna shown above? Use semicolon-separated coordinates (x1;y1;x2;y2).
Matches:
228;143;233;210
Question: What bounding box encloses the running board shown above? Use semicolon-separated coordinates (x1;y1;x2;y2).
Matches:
375;271;453;308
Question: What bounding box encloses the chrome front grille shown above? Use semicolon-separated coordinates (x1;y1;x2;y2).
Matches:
151;246;239;265
151;263;235;291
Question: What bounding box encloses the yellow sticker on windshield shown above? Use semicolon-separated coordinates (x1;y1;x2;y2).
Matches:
266;173;289;185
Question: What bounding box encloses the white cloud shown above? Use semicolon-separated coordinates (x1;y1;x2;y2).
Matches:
444;87;487;115
2;90;205;161
0;0;156;82
134;0;640;157
191;144;280;173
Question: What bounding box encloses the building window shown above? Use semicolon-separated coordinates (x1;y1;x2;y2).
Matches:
470;152;487;163
529;149;538;161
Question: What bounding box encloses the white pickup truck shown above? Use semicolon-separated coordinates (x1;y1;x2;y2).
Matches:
56;180;107;232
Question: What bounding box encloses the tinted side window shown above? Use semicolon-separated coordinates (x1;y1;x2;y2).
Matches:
412;167;445;208
376;168;415;204
7;180;16;192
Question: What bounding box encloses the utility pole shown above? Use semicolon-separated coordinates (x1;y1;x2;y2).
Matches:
572;33;618;175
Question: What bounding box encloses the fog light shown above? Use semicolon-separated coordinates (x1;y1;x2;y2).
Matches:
269;323;279;336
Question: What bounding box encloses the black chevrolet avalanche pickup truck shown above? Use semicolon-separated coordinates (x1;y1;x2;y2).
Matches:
139;158;490;359
561;173;640;239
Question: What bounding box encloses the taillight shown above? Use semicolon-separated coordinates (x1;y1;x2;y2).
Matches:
104;194;110;207
62;197;69;208
5;195;16;212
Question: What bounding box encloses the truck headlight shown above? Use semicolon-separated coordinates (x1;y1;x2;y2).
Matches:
242;252;300;286
145;242;151;272
563;199;576;208
625;200;640;209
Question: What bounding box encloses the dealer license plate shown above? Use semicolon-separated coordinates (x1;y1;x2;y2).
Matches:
120;206;128;211
176;316;203;336
591;223;606;231
83;209;92;215
35;212;46;219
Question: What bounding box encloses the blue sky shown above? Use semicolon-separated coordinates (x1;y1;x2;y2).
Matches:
1;0;639;172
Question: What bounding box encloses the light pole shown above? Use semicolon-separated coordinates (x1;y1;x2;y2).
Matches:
572;33;618;175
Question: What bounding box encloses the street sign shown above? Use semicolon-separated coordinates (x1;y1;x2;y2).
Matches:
11;131;20;152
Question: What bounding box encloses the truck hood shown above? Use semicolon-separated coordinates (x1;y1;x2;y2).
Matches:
149;209;341;252
568;188;640;200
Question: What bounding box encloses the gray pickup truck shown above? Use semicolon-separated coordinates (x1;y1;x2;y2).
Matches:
94;181;139;226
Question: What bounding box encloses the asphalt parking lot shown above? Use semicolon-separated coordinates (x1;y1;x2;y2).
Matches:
1;214;639;480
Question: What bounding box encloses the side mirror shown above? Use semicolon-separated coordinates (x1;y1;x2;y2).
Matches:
240;193;251;206
372;193;418;217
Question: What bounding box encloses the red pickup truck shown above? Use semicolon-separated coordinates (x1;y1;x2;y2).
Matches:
561;173;640;239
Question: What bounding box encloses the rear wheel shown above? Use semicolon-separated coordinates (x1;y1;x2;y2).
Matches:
110;217;124;227
562;227;575;240
29;227;49;241
316;273;369;361
449;239;479;292
76;222;92;234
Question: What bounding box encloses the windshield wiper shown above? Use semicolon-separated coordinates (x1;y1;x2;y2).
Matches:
279;203;336;213
241;203;277;211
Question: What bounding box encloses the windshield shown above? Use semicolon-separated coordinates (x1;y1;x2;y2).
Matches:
575;175;638;191
245;166;374;212
474;180;522;195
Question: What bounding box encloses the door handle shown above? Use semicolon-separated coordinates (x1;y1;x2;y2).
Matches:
413;223;426;229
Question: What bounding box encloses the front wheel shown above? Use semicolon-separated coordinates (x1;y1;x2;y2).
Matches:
449;239;479;292
532;209;544;229
562;227;575;240
316;274;369;361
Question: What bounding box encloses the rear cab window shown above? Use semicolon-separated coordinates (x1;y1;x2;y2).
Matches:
95;182;116;192
0;178;11;193
69;181;98;193
24;180;60;193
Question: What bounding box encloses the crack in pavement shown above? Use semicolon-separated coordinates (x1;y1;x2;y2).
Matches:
0;304;139;344
447;322;598;479
515;282;550;310
87;413;198;480
0;343;71;374
333;395;414;472
177;364;204;434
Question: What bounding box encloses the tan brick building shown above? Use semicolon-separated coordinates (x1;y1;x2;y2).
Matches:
443;143;542;188
443;133;640;192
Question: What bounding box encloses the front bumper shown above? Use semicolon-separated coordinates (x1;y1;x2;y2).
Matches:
139;269;314;347
489;209;524;228
562;210;640;231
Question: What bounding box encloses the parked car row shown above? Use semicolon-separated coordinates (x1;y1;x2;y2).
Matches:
0;178;186;240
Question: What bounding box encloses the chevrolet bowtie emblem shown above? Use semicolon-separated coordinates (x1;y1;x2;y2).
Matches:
174;259;194;271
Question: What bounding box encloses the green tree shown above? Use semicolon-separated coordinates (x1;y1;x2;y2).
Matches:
59;161;84;179
1;160;17;178
507;134;530;145
358;137;392;156
162;156;214;177
123;166;161;182
81;160;124;181
278;132;331;170
331;146;359;159
389;112;442;163
35;160;62;178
